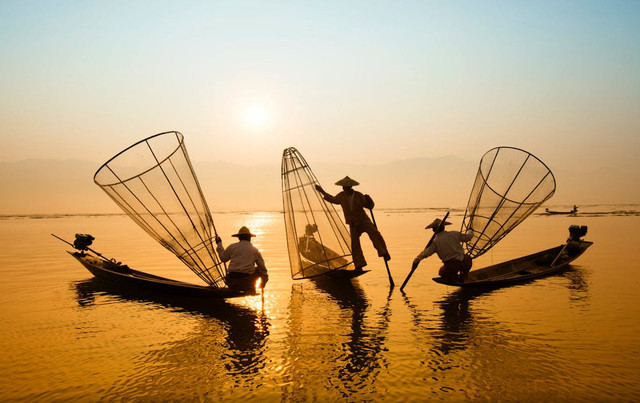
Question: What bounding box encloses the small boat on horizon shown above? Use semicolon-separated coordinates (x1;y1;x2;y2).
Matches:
545;205;578;215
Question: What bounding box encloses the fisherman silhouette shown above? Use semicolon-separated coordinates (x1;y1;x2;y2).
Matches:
215;226;269;292
315;176;390;271
298;223;348;269
412;218;473;283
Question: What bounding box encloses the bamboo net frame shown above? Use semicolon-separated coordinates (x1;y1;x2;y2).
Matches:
94;131;226;287
281;147;355;279
461;146;556;259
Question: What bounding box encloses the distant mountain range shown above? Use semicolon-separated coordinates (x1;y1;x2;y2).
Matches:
0;157;637;214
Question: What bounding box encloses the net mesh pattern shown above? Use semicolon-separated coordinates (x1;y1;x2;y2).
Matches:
281;147;354;279
94;131;226;287
462;147;556;258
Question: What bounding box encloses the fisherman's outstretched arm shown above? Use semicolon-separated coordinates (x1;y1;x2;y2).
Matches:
315;185;340;204
411;244;436;269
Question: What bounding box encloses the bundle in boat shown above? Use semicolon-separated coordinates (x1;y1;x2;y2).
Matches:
94;131;226;287
462;146;556;258
281;147;354;279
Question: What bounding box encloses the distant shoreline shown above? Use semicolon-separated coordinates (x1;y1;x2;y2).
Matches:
2;204;639;220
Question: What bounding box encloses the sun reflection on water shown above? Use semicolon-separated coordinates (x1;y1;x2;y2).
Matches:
241;212;278;238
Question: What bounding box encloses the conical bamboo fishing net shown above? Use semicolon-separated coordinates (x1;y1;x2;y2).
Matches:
462;146;556;258
282;147;354;279
94;131;226;287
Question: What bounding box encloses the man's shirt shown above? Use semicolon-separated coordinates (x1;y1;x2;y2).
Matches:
414;230;473;263
323;190;374;225
216;240;267;275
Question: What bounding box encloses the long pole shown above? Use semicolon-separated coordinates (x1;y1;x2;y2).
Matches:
399;212;450;291
549;243;568;268
368;209;395;288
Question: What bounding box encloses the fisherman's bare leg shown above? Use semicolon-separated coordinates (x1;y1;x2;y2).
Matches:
350;224;367;270
440;261;460;283
458;254;472;282
227;272;261;293
439;265;457;282
360;221;391;261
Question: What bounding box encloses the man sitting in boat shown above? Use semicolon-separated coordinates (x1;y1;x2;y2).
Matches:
215;226;269;293
411;218;473;283
315;176;390;271
298;223;349;270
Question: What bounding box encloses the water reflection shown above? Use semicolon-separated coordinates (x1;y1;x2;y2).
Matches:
402;287;491;355
436;291;472;354
563;267;589;304
312;277;392;383
282;278;392;399
73;278;270;398
403;265;590;356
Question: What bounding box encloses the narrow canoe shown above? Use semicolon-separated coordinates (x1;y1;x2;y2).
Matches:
433;240;593;287
545;207;578;215
70;252;256;299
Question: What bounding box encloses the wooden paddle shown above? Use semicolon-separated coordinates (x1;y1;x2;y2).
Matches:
399;211;450;291
368;208;395;288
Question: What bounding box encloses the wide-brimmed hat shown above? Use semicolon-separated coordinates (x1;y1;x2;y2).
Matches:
425;218;452;229
232;226;256;237
335;176;359;187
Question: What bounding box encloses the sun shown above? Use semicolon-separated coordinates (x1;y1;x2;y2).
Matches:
244;106;268;129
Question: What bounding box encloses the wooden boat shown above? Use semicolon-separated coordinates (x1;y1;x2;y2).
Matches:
70;250;255;299
403;147;557;291
433;226;592;287
545;205;578;215
56;133;266;300
297;252;368;279
57;132;260;300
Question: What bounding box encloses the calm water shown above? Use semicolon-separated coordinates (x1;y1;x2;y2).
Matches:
1;208;639;401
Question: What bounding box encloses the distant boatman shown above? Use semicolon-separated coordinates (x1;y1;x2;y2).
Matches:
315;176;390;271
412;218;473;283
216;226;269;292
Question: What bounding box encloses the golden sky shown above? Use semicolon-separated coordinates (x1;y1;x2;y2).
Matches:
0;1;639;210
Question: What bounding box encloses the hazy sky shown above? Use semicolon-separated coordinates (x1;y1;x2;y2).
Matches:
1;1;639;174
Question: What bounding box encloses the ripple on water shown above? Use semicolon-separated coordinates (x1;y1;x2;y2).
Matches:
1;212;640;400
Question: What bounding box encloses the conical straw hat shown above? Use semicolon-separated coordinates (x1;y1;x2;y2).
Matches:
425;218;452;229
335;176;359;187
232;226;256;237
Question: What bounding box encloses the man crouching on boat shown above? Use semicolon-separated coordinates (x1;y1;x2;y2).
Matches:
215;226;269;293
411;218;473;283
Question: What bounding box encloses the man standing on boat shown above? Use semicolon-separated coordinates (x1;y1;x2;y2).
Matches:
411;218;473;283
315;176;390;271
215;226;269;292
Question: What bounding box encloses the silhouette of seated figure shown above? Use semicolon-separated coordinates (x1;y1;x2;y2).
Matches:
298;224;349;270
